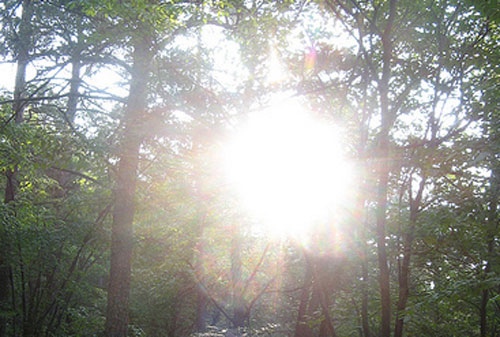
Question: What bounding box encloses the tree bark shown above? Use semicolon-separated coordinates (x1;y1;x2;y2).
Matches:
303;253;337;337
4;0;33;202
194;212;208;333
354;187;370;337
67;26;82;123
294;261;313;337
376;1;397;336
104;36;152;337
375;56;392;337
480;165;499;337
315;276;336;337
1;1;34;336
393;227;413;337
394;175;425;337
479;260;490;337
360;253;370;337
195;286;208;332
230;223;246;328
354;168;371;337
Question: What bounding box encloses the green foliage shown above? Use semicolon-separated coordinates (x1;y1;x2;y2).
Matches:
0;0;499;336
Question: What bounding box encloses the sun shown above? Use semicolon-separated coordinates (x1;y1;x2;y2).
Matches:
221;99;354;238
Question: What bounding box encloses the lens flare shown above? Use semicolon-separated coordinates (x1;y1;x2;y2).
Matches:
221;99;354;238
267;47;286;84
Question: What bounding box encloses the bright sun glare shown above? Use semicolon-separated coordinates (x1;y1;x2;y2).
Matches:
222;99;354;238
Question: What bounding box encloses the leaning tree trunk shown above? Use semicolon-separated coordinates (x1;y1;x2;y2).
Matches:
104;35;152;337
1;1;33;336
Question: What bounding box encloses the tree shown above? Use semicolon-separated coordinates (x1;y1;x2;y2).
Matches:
0;1;499;336
1;1;34;334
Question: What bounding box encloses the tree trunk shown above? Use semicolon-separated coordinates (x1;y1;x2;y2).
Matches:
294;261;313;337
355;174;371;337
315;278;336;337
375;73;392;337
104;36;152;337
318;318;333;337
1;1;33;335
303;253;336;337
480;165;499;337
230;223;245;328
479;262;490;337
394;175;425;337
194;212;208;333
4;0;33;202
360;256;370;337
393;221;414;337
195;287;208;332
67;26;82;122
376;1;397;336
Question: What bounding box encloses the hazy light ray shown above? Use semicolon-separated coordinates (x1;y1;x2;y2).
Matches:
221;99;354;239
267;46;287;84
304;46;317;73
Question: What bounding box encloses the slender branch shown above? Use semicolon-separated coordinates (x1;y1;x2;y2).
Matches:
0;93;126;106
50;167;104;187
245;275;277;316
241;243;270;297
187;261;235;325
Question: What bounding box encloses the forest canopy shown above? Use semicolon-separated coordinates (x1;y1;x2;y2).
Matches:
0;0;499;337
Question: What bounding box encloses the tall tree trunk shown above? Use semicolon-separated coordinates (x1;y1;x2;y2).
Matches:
357;69;372;337
4;0;33;202
480;165;499;337
315;275;336;337
354;186;371;337
195;286;208;332
104;36;152;337
194;212;208;333
479;254;491;337
376;1;397;336
393;222;414;337
294;260;313;337
304;253;337;337
1;1;34;335
230;223;245;328
360;247;370;337
375;61;392;337
67;27;82;123
394;176;425;337
355;171;371;337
